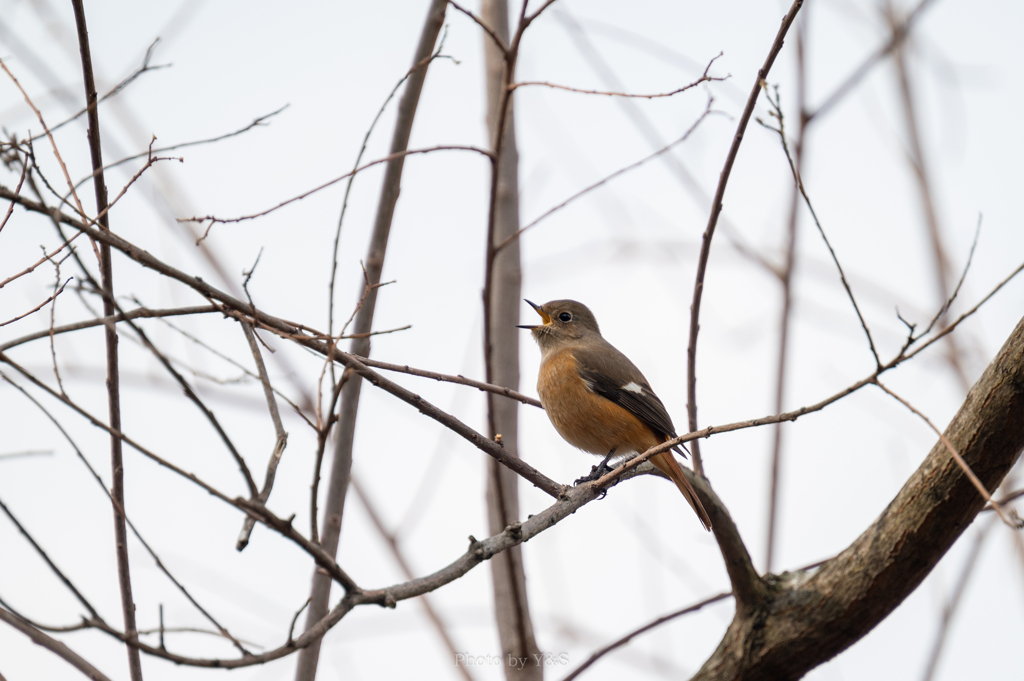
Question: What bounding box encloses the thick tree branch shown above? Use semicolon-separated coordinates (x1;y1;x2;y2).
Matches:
692;314;1024;680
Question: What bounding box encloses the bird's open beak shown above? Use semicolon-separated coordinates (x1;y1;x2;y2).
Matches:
517;299;551;329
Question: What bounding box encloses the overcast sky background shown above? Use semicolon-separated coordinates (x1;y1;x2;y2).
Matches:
1;0;1023;679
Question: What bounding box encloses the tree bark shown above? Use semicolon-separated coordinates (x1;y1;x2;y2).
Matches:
482;1;542;678
693;314;1024;680
293;2;448;678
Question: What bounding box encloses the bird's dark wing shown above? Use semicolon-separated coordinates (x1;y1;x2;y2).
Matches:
572;343;678;439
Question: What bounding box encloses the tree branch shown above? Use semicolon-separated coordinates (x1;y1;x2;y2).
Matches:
686;0;804;476
69;2;143;678
692;313;1024;680
0;608;112;681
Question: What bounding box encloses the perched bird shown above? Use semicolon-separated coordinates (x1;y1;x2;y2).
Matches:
520;299;712;531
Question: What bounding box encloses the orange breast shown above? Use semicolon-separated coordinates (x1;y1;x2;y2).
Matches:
537;349;660;457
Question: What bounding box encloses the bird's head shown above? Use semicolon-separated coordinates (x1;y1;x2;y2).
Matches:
518;299;601;354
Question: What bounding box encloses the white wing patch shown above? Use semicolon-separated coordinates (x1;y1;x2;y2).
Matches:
622;381;644;394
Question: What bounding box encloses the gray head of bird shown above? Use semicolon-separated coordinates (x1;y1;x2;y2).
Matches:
518;299;602;353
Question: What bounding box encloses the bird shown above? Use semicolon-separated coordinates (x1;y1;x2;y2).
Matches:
519;299;712;531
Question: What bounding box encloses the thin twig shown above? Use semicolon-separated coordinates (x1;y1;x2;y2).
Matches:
562;556;830;680
296;4;451;677
0;305;218;352
327;31;451;367
286;599;311;645
0;450;52;461
685;0;805;475
118;308;259;498
764;15;807;573
874;381;1023;528
0;149;27;233
5;370;254;657
920;509;1000;681
237;321;289;550
509;53;724;98
0;58;88;220
562;592;731;680
354;355;543;407
0;232;81;289
494;98;715;252
554;9;781;278
0;277;71;328
0;360;361;594
920;215;981;338
47;250;69;395
181;144;493;238
352;479;475;681
758;93;881;368
888;3;970;392
449;0;508;53
805;0;938;123
31;37;169;143
69;106;288;191
0;493;101;619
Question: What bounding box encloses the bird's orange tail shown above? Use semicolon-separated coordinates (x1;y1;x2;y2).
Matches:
651;451;712;531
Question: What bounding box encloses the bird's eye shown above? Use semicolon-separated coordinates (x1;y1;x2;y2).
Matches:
558;312;572;322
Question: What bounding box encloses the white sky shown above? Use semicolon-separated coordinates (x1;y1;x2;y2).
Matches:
1;0;1023;679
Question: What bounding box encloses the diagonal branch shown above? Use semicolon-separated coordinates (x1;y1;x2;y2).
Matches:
0;493;101;620
805;0;939;123
0;607;112;681
691;313;1024;680
686;0;804;476
237;320;289;550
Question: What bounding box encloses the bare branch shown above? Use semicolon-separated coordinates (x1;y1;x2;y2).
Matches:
509;53;724;98
0;58;88;220
805;0;939;123
0;231;82;290
495;97;715;252
562;592;731;680
32;37;170;142
70;106;288;191
68;4;143;677
181;144;493;237
874;380;1023;528
0;276;71;327
237;321;289;550
0;492;101;620
0;359;361;595
449;0;508;53
357;356;543;407
352;479;475;681
690;313;1024;679
0;305;218;352
0;148;28;234
295;2;450;677
758;87;881;368
2;371;252;656
0;608;112;681
686;0;805;476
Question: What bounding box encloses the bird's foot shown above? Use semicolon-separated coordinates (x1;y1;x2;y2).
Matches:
574;449;616;487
